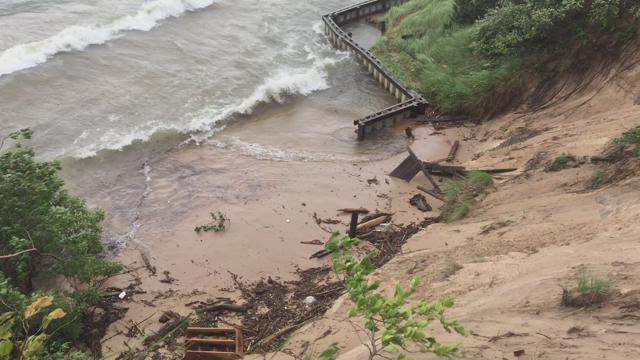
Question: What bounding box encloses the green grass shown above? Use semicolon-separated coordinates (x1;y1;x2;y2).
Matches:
440;171;493;222
577;272;612;299
374;0;639;114
374;0;519;114
546;154;576;172
618;127;640;157
589;169;609;189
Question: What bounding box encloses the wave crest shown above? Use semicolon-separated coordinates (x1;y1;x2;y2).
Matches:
0;0;215;77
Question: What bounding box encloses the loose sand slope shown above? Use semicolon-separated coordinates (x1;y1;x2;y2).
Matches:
273;50;640;360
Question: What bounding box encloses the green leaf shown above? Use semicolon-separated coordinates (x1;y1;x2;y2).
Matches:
0;339;12;359
383;344;400;353
318;344;339;360
325;233;340;252
0;313;14;341
22;334;47;359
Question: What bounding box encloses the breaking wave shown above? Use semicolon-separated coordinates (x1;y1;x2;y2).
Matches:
0;0;215;77
66;47;348;158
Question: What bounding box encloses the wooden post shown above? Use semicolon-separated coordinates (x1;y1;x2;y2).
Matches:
338;208;370;238
446;141;460;162
349;213;358;238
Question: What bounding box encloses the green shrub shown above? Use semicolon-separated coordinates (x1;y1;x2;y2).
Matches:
588;169;608;189
0;130;121;291
440;171;493;222
475;0;640;57
375;0;639;114
0;129;120;358
451;0;499;24
618;127;640;157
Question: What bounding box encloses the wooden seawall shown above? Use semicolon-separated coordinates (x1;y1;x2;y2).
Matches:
322;0;428;140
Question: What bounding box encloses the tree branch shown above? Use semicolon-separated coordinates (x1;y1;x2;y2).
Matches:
0;248;38;259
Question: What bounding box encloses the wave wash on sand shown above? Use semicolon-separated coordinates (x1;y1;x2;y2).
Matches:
0;0;215;77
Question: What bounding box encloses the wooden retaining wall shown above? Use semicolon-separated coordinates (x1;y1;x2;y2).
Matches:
322;0;428;140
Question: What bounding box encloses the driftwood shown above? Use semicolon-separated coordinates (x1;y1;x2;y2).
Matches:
338;208;370;214
198;303;249;313
139;249;156;276
446;141;460;162
356;215;389;231
143;315;188;345
359;212;393;223
251;320;309;351
310;249;332;259
417;186;445;201
300;240;324;245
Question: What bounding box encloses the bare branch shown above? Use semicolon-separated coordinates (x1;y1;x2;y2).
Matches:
0;248;38;260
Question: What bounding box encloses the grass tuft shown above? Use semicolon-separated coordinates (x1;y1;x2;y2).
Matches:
546;154;576;172
440;171;492;222
562;272;613;307
577;272;612;298
442;258;463;279
588;169;609;189
618;127;640;157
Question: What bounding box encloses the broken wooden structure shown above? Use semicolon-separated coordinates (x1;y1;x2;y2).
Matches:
322;0;428;140
390;147;517;192
184;327;243;360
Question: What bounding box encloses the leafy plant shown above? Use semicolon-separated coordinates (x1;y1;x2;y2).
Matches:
325;234;464;359
0;129;121;357
194;212;229;233
440;171;492;222
546;154;576;172
0;129;121;291
0;296;67;360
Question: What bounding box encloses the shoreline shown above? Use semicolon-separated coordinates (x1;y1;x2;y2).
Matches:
94;123;458;357
74;3;461;356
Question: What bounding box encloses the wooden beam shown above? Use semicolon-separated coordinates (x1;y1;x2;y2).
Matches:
407;146;441;192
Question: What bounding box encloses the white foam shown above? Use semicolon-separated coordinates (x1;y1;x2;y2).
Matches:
0;0;215;77
186;48;348;135
207;136;358;162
